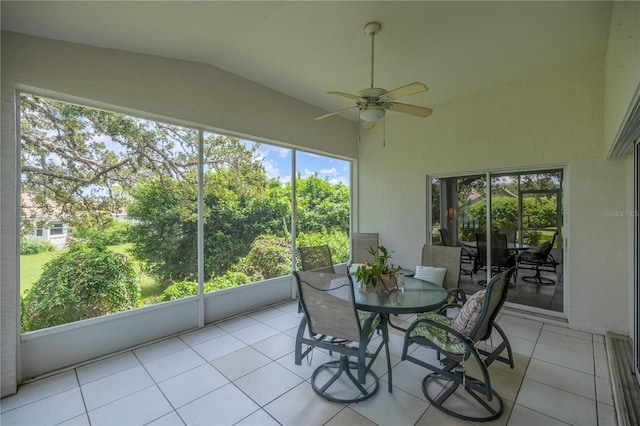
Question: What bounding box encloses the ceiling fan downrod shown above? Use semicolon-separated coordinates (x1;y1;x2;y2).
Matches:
364;21;381;89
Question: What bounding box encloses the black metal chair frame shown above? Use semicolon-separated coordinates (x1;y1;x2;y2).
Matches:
401;267;516;422
293;271;390;403
518;232;559;285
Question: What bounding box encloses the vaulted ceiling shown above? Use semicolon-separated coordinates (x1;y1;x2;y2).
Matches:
1;1;612;121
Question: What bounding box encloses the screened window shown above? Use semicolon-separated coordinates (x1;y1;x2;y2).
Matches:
19;93;351;331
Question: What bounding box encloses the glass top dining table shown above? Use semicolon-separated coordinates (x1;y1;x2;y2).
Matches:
353;276;449;315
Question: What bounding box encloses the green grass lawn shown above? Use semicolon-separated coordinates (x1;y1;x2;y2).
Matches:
20;243;162;305
20;249;64;294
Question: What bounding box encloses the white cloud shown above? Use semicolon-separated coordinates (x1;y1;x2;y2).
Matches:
319;167;338;176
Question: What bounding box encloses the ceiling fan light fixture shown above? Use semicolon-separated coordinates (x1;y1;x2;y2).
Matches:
360;105;385;122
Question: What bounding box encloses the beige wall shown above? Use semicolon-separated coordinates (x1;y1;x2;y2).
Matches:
604;1;640;155
0;31;357;397
358;58;630;336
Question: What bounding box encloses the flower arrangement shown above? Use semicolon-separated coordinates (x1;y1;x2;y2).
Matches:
355;246;401;290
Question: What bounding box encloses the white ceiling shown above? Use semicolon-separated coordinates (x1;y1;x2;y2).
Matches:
1;1;612;121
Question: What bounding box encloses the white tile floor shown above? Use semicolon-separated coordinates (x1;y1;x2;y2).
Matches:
0;301;618;425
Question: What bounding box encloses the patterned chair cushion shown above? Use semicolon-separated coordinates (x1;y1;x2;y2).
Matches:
415;265;447;286
358;310;381;339
409;311;467;354
450;289;486;342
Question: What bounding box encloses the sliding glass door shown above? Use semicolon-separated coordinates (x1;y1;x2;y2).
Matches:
429;168;565;316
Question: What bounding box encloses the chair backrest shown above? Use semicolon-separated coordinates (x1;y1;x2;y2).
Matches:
475;232;510;267
421;244;461;290
501;227;517;244
535;241;553;260
438;228;451;246
293;271;361;342
475;232;488;265
351;233;379;263
527;231;557;261
492;233;511;267
299;245;335;273
470;267;515;342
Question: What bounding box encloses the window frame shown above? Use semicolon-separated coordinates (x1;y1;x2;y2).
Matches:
17;89;354;332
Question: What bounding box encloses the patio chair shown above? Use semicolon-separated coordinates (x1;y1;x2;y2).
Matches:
293;271;390;403
438;228;475;277
475;232;516;285
401;267;516;422
518;231;558;285
420;244;466;304
298;244;335;273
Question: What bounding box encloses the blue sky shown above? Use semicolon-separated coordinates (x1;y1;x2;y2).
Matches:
251;142;350;186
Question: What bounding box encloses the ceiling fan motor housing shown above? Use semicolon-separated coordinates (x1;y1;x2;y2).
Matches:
364;21;381;36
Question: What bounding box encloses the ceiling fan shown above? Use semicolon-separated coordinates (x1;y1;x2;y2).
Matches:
315;21;433;124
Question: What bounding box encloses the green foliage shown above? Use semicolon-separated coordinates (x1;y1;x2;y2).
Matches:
233;235;291;281
20;94;201;229
20;237;55;255
127;179;198;284
294;174;350;235
208;272;251;291
296;230;350;264
354;246;401;287
72;221;131;246
160;272;252;302
160;280;199;301
460;196;557;244
21;242;139;331
489;197;519;232
129;171;349;284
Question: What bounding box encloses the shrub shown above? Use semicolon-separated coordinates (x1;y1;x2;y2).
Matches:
72;222;131;246
21;242;139;331
160;280;199;301
296;230;349;263
207;272;251;291
20;237;55;255
234;235;291;280
160;272;252;301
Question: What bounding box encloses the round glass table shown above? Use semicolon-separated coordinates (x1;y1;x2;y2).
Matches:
353;276;448;315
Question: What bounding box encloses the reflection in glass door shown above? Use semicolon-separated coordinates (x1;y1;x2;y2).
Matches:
430;169;564;315
431;175;488;283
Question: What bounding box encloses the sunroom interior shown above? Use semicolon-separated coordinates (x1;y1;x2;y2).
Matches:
1;1;639;423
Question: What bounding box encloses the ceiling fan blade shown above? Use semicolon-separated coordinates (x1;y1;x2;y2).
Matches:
385;82;428;100
327;91;362;100
389;102;433;118
314;105;358;120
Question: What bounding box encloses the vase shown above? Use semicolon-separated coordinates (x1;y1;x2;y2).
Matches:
359;273;398;293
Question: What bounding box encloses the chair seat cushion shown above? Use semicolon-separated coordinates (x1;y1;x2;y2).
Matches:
357;310;381;339
450;289;486;342
415;265;447;286
409;312;467;354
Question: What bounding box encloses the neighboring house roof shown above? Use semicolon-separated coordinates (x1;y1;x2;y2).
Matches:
20;193;62;219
